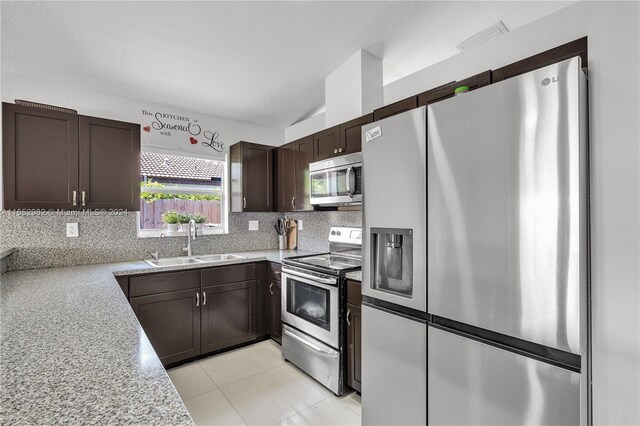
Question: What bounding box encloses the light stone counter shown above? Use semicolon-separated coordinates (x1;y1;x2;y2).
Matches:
0;249;314;424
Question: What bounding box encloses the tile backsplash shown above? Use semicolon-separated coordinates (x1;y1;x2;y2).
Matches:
0;210;361;271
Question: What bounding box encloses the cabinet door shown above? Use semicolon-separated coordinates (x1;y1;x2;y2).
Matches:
276;143;297;212
270;279;282;344
201;281;257;353
2;103;79;210
230;142;274;212
130;289;201;365
347;302;362;392
313;125;341;161
340;114;372;155
373;96;417;122
79;116;140;210
294;135;314;211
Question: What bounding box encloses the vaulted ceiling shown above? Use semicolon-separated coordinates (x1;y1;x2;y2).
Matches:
1;1;574;128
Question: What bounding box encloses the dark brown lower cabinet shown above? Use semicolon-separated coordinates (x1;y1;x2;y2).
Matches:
130;289;201;365
346;279;362;392
201;281;257;353
347;303;362;393
270;279;283;344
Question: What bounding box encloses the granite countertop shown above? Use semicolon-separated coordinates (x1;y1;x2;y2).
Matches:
345;270;362;281
0;247;16;259
111;249;316;276
0;249;314;424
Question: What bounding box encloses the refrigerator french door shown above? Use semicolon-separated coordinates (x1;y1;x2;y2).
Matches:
427;56;590;425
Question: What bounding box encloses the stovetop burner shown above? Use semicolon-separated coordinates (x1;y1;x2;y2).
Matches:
295;254;362;271
283;226;362;275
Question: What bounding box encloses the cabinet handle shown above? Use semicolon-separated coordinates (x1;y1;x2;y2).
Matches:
334;148;338;154
203;291;206;306
291;196;295;210
81;191;86;207
243;197;246;209
269;283;274;295
196;292;200;307
275;271;281;277
72;190;77;206
346;308;351;326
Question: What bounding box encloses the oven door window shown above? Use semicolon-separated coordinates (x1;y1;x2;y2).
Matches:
286;278;331;330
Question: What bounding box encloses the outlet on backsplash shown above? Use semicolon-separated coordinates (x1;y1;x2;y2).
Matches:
248;221;259;231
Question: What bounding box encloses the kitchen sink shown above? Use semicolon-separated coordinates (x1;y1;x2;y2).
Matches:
195;254;245;262
144;257;205;267
144;253;245;267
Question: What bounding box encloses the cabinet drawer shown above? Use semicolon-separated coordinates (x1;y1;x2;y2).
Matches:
201;263;256;287
270;262;282;281
346;279;362;306
129;270;200;297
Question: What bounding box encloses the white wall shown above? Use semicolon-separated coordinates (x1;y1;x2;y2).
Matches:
325;50;382;127
1;72;284;158
284;111;326;143
389;2;639;424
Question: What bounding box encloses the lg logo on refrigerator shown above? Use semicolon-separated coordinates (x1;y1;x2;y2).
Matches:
541;76;560;86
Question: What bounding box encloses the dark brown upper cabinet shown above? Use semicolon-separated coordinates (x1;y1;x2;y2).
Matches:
275;142;297;212
313;125;341;161
418;71;492;107
373;96;418;122
2;103;79;210
230;141;274;212
2;102;141;211
79;116;140;210
294;135;314;211
339;113;373;156
492;37;587;83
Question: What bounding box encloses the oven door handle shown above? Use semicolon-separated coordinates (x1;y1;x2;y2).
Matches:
283;327;334;355
282;268;337;286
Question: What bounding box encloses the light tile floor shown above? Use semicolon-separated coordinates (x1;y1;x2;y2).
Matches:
168;340;362;426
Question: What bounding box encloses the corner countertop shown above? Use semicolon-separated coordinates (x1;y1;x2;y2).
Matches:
0;249;314;424
0;247;16;259
345;270;362;281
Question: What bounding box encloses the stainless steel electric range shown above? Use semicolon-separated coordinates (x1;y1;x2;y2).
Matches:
281;226;362;396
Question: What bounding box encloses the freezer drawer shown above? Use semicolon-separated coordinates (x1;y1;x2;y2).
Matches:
428;325;581;425
427;57;588;355
362;304;427;425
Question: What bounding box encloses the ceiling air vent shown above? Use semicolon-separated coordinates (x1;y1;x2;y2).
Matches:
457;21;509;51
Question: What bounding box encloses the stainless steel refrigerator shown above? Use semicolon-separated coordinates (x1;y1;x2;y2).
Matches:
361;56;590;425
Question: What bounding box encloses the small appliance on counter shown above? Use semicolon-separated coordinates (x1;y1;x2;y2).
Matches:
281;226;362;395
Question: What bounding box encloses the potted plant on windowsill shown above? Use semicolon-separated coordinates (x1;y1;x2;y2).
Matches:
178;212;191;232
192;214;207;232
161;210;180;234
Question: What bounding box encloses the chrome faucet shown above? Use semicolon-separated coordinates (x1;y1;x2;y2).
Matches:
150;251;159;260
183;219;197;256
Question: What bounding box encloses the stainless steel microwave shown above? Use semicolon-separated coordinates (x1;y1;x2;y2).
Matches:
309;153;362;206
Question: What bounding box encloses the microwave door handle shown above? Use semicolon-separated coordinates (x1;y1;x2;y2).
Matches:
346;166;354;198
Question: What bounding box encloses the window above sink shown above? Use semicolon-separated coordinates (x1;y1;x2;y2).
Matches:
137;148;229;238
